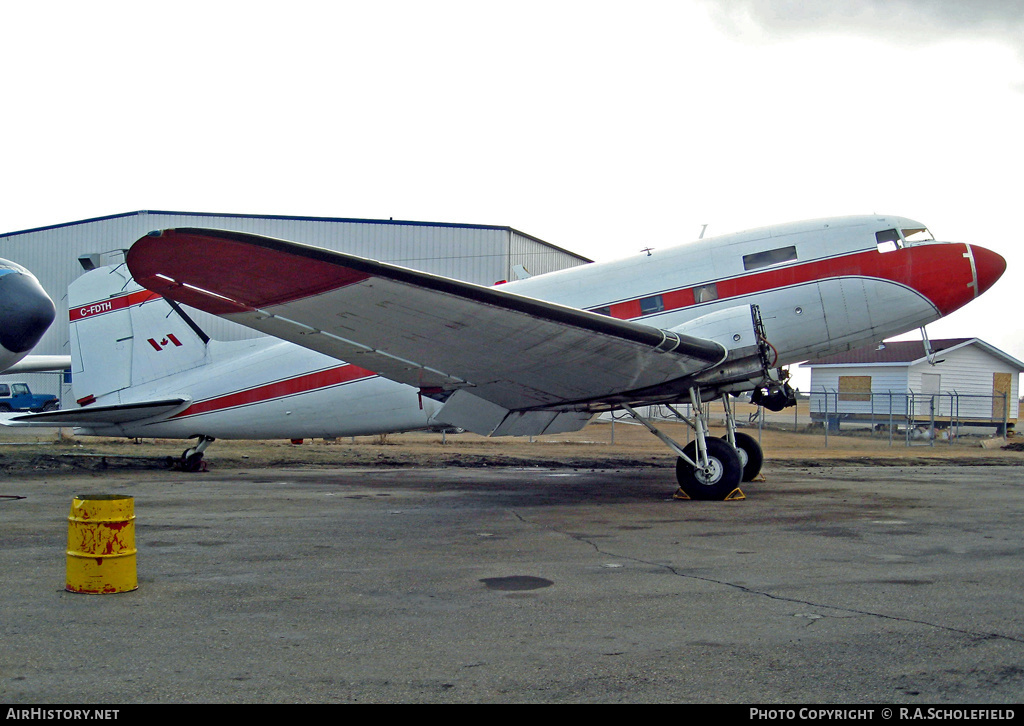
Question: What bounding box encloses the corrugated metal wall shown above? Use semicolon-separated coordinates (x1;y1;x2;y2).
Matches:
507;229;590;280
0;211;590;400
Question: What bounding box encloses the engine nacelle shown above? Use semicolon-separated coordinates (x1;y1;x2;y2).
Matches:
670;304;761;353
670;304;774;393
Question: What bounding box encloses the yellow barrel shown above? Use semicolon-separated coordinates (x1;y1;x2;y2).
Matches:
66;494;138;594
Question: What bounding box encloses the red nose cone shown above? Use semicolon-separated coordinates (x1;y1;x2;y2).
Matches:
973;245;1006;296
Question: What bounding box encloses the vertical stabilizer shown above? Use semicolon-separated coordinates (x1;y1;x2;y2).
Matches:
68;265;209;404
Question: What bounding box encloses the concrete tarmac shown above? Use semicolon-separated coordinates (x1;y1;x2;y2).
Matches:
1;463;1023;704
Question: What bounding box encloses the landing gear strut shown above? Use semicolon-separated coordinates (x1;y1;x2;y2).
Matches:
175;435;215;472
719;393;764;482
624;387;759;500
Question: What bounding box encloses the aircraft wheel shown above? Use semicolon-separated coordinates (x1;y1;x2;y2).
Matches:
724;432;763;482
180;449;205;472
675;437;742;500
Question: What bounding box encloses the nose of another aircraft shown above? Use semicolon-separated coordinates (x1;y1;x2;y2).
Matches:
972;245;1007;296
0;271;56;354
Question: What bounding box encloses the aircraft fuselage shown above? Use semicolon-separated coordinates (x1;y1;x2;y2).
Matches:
68;215;1005;441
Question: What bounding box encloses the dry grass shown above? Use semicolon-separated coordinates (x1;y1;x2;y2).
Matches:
2;416;1022;473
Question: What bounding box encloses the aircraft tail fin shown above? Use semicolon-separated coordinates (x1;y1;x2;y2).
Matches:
68;264;210;405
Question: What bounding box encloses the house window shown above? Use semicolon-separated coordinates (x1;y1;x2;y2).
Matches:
742;245;797;271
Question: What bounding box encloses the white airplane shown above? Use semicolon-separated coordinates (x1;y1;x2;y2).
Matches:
0;258;69;374
9;215;1005;499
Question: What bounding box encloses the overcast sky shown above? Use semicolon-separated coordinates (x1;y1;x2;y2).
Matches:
2;0;1022;372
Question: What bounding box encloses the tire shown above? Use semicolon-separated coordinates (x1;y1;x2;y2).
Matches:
724;432;763;482
180;449;204;472
675;437;743;500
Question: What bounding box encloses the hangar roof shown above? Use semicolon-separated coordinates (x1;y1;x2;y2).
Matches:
0;209;592;263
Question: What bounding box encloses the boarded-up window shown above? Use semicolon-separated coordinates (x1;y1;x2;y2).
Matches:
992;372;1012;419
921;373;941;395
839;375;872;402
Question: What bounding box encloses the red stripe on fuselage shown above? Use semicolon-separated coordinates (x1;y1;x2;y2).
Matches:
602;244;973;320
70;290;162;321
171;365;377;419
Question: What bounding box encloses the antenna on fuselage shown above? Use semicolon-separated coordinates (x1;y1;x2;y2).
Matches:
699;224;709;239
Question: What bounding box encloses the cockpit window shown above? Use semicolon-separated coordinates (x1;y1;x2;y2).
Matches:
901;227;933;243
876;228;902;253
742;245;797;271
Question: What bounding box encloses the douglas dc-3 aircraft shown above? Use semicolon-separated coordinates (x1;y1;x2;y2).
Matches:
0;258;68;374
9;215;1006;499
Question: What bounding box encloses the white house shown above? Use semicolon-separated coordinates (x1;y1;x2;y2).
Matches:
804;338;1024;432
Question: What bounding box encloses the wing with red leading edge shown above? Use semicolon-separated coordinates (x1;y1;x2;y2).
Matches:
126;228;727;412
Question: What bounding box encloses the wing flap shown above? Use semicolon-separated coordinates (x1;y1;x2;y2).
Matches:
127;229;728;411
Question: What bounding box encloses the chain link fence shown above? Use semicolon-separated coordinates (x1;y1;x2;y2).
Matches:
807;389;1011;447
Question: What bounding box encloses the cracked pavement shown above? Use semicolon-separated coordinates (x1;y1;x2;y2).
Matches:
2;464;1022;703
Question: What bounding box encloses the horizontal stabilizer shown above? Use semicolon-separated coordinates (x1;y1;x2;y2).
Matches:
3;355;72;374
4;398;189;427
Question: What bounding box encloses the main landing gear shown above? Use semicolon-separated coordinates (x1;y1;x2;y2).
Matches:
623;389;763;501
172;435;215;472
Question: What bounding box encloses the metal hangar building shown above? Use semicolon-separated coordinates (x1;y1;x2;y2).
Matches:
0;210;592;403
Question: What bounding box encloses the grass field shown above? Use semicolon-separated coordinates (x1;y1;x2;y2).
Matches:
2;411;1022;473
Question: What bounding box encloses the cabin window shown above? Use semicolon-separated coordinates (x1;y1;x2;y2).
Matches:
875;229;902;253
639;295;664;315
742;245;797;271
693;283;718;303
591;306;612;317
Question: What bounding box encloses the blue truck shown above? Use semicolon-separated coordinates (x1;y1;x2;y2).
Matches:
0;382;59;412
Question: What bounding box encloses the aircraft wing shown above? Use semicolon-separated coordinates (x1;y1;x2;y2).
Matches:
4;398;189;427
126;229;728;415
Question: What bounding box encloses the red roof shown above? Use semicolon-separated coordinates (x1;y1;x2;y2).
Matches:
807;338;973;366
